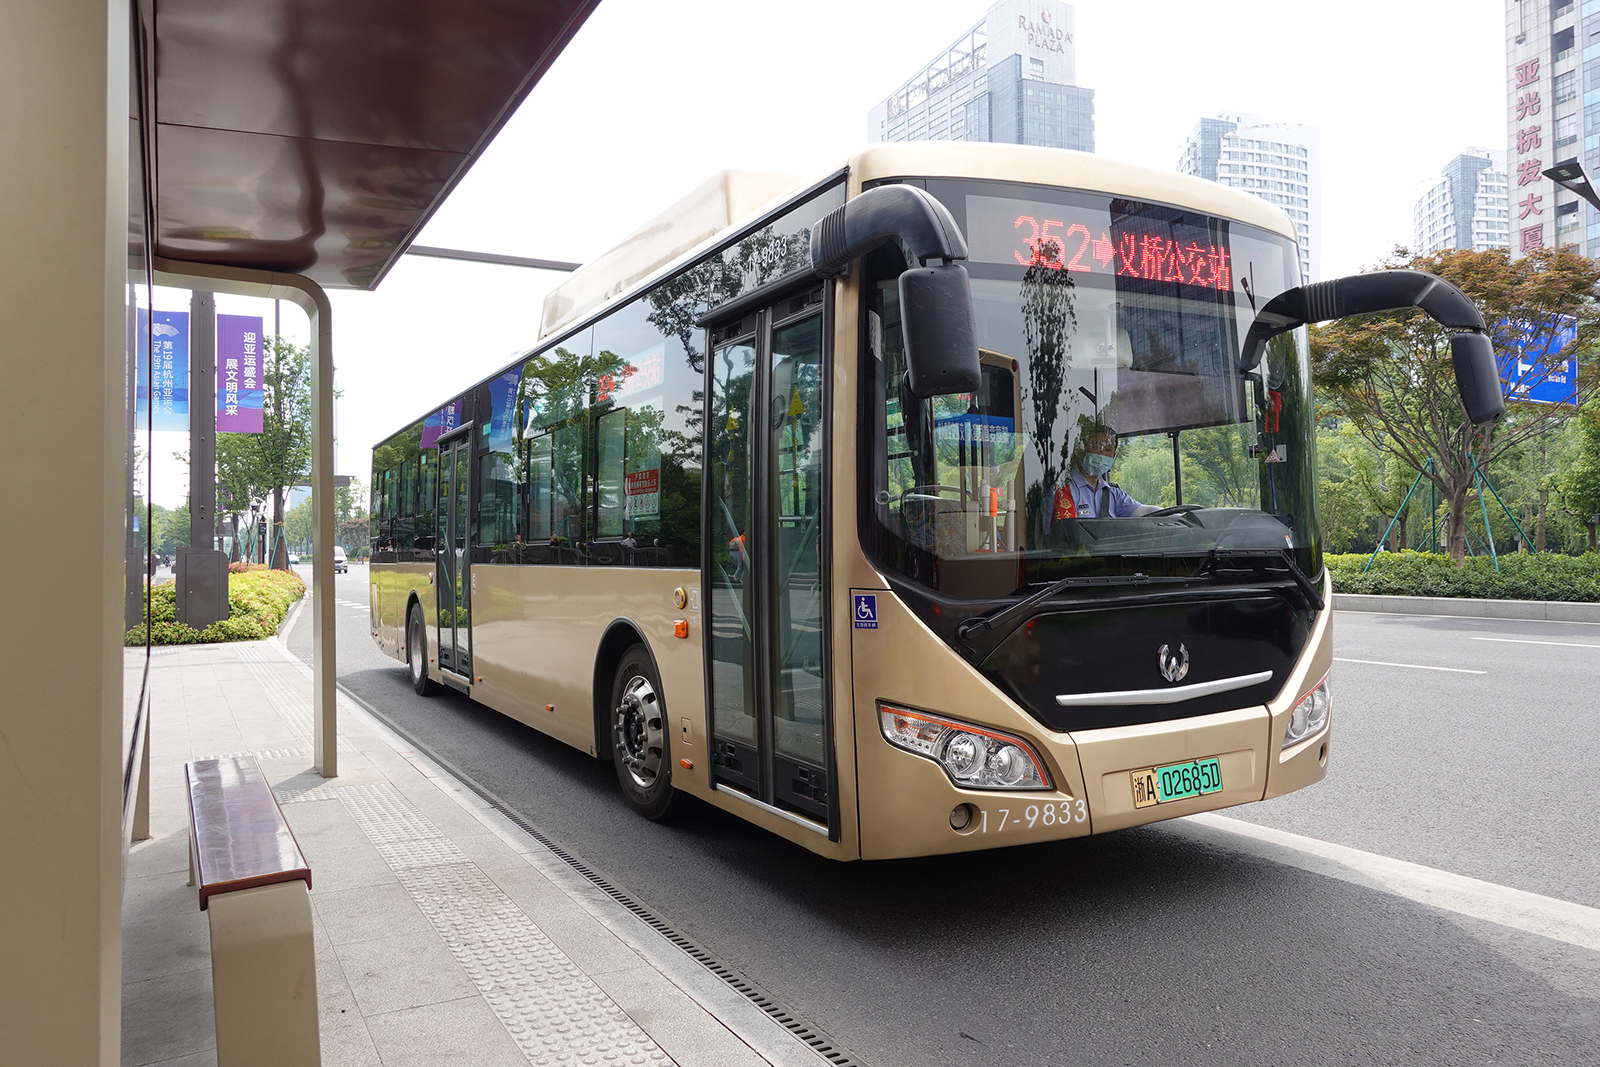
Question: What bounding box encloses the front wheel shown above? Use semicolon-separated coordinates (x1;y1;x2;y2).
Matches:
610;644;680;820
407;605;437;696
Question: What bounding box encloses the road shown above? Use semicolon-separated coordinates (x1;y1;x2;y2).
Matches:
291;566;1600;1065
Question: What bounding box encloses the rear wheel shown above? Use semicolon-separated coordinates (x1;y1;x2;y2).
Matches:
610;644;679;820
407;605;436;696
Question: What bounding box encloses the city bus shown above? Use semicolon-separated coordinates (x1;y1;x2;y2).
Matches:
369;142;1500;860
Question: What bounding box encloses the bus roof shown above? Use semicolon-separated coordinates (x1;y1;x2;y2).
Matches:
845;141;1299;242
537;143;1299;345
539;169;806;340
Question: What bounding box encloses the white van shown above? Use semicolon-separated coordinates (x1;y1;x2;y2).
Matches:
333;546;348;574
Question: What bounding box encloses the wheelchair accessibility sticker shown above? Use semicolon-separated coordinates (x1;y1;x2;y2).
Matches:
853;594;878;629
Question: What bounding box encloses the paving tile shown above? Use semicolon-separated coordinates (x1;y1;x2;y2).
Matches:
313;882;434;946
136;1050;217;1067
282;800;397;893
365;996;529;1067
592;964;768;1067
335;930;477;1016
121;968;214;1067
122;871;211;983
314;956;383;1067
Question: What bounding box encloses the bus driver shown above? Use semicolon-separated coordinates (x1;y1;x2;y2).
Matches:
1051;424;1160;521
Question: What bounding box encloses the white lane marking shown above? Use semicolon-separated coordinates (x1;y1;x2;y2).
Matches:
1471;636;1600;650
1333;657;1485;674
1176;813;1600;954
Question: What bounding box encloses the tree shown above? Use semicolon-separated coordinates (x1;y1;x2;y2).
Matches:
284;498;314;554
1312;247;1600;559
1555;402;1600;551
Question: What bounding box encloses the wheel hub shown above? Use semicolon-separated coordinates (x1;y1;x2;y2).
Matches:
614;674;663;789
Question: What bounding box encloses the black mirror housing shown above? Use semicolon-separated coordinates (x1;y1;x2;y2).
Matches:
899;263;982;398
1450;332;1506;428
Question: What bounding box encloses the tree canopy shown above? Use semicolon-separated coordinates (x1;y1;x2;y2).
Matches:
1311;247;1600;558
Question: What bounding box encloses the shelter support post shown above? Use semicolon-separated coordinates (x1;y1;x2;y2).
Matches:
154;259;337;777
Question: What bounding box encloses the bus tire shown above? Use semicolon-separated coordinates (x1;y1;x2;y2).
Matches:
610;644;679;820
407;604;437;696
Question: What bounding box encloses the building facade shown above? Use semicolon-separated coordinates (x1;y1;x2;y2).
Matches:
1177;112;1320;281
1413;149;1510;254
1504;0;1584;257
867;0;1094;152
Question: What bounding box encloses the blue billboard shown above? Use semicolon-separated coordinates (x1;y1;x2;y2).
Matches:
136;309;190;431
1499;316;1579;406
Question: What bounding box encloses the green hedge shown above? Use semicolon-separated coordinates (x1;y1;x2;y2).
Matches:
125;568;307;645
1326;551;1600;602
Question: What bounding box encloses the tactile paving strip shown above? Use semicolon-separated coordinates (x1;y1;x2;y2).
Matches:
336;782;674;1066
236;645;352;750
274;782;342;804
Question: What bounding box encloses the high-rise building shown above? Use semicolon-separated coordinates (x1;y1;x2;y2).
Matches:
867;0;1094;152
1413;149;1510;254
1176;112;1320;281
1505;0;1583;257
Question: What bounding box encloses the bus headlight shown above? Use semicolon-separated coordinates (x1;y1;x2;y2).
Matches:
1283;674;1330;748
878;703;1051;791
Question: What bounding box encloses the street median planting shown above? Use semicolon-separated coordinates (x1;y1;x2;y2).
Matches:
1327;551;1600;602
126;567;307;645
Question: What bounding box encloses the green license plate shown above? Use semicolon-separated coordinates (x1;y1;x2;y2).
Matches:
1130;756;1223;809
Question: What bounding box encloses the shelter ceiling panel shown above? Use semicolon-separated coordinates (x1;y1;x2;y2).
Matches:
155;123;464;290
156;0;587;153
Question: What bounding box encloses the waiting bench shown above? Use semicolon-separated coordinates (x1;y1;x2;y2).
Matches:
186;757;320;1067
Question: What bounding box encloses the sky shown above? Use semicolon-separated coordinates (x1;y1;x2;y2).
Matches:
149;0;1506;507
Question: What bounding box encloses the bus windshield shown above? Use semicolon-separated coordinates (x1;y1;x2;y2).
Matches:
862;179;1320;600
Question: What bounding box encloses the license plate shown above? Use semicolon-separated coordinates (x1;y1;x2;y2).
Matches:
1130;757;1223;809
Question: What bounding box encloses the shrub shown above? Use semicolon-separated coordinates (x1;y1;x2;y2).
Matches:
228;560;266;574
125;568;306;645
1327;551;1600;602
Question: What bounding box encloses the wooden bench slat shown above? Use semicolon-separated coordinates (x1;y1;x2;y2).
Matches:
186;757;311;910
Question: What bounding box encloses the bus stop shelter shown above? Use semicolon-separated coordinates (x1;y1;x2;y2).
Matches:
1;1;598;1060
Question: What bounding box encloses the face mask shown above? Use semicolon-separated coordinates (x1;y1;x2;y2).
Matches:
1081;452;1114;478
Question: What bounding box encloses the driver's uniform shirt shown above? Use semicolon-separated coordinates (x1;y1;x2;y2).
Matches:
1050;468;1143;524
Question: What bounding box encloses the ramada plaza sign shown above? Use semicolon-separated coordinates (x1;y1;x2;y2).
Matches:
1019;8;1072;53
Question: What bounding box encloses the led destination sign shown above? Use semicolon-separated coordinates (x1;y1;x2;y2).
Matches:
966;194;1236;292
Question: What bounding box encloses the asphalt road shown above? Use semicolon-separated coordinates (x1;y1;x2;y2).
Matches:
291;567;1600;1066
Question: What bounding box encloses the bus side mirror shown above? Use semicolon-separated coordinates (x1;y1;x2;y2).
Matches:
810;184;982;397
1449;332;1506;428
900;262;982;398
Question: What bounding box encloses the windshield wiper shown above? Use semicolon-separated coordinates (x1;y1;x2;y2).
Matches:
955;572;1184;642
1188;548;1324;611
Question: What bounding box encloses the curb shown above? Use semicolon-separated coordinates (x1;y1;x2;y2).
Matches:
1332;593;1600;624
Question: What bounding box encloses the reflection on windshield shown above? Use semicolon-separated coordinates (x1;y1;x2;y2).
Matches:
865;183;1319;599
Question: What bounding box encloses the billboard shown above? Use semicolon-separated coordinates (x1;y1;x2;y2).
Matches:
1500;315;1580;406
217;314;265;432
136;309;189;431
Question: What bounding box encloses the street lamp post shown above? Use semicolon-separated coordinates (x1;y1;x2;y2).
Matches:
1543;160;1600;211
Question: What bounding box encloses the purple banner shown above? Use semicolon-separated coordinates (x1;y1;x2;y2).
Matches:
421;401;461;449
217;314;265;433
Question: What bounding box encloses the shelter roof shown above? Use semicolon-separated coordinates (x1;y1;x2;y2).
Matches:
147;0;599;290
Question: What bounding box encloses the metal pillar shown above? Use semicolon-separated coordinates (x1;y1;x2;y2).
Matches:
155;258;337;778
177;291;229;628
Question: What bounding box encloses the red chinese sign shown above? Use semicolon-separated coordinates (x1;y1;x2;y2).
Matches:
1004;214;1233;291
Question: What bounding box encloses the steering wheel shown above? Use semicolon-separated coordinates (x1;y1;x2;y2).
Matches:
1145;504;1204;517
899;484;964;508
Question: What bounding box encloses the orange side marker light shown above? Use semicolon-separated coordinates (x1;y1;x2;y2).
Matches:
680;758;693;770
674;619;689;639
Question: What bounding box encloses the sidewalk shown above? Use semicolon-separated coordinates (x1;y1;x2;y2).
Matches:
122;636;827;1067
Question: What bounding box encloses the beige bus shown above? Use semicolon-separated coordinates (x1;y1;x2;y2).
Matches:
368;142;1500;860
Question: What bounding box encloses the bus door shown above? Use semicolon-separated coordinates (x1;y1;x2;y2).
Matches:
705;285;834;833
434;428;472;680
